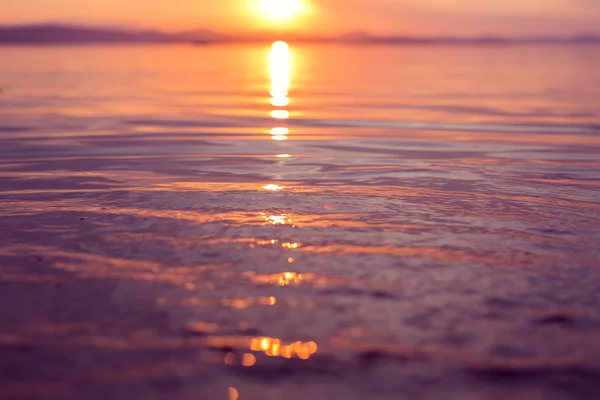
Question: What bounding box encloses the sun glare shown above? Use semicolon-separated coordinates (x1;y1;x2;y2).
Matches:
259;0;304;20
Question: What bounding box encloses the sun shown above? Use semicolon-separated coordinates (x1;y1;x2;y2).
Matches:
259;0;304;20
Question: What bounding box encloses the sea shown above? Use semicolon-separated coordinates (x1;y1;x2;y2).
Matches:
1;43;600;400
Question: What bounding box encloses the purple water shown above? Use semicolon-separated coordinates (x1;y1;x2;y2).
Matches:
1;43;600;400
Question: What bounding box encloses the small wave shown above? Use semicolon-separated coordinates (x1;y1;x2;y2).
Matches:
0;125;35;133
292;119;600;135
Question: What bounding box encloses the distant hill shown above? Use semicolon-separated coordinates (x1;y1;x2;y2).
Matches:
334;32;600;45
0;24;212;44
0;24;598;45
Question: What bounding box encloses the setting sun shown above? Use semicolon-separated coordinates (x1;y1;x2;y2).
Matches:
259;0;304;20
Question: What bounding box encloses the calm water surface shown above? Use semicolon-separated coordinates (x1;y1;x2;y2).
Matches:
1;43;600;400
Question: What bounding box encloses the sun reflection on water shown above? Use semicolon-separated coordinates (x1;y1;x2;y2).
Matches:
250;337;317;360
269;41;292;141
260;212;292;225
271;135;288;141
271;110;290;119
270;41;290;103
262;184;283;191
270;127;289;135
228;387;239;400
242;353;257;367
159;296;276;308
270;97;290;107
248;271;313;286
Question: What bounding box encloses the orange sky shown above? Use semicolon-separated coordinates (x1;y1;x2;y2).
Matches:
1;0;599;36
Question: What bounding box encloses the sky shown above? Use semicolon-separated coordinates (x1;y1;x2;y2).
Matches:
1;0;600;36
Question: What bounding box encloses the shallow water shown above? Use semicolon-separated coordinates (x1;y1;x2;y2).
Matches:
1;43;600;400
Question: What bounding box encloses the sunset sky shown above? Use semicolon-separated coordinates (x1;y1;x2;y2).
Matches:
1;0;600;36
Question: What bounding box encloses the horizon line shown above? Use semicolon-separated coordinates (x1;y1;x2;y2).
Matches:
0;23;599;44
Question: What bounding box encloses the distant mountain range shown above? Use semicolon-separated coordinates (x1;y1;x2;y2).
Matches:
0;24;212;44
0;24;599;45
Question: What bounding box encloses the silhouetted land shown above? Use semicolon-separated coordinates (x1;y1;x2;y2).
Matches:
1;24;599;45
